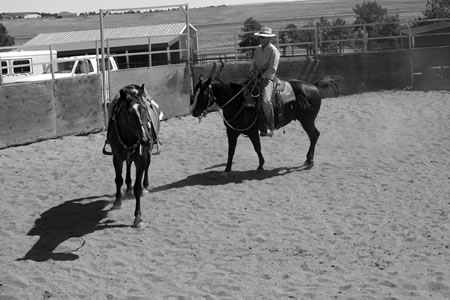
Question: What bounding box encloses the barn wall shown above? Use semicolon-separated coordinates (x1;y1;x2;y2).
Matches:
414;27;450;48
410;46;450;71
317;51;411;94
192;47;450;95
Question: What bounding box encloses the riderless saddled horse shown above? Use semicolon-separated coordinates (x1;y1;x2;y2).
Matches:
104;84;161;228
191;62;341;173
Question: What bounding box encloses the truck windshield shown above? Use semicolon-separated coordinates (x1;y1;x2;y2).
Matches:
13;60;31;74
56;61;75;73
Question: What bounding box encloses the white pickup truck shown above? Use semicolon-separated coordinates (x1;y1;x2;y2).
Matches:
1;50;57;84
12;55;118;83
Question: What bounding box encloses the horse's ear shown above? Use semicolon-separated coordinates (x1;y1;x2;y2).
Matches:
207;62;217;80
119;88;126;99
212;62;224;80
140;84;147;97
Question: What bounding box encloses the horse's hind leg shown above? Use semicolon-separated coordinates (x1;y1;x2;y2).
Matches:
112;156;124;210
299;117;320;168
225;129;239;172
142;151;151;191
249;130;265;171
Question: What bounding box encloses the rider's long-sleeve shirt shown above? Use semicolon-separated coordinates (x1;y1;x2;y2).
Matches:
250;43;280;81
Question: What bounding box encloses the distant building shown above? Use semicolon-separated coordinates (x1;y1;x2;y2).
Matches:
22;22;199;68
0;14;14;20
56;12;78;18
24;14;41;19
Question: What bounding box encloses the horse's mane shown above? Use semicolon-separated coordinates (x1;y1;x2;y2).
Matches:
218;81;246;105
229;81;245;92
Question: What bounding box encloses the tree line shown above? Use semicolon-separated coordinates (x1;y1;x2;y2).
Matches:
0;0;449;49
238;0;450;55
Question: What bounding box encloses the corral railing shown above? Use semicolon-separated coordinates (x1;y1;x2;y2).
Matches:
194;18;450;63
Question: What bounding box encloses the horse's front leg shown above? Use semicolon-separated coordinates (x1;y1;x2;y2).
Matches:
225;128;239;172
142;150;151;191
132;162;145;228
112;156;124;210
248;129;265;170
125;161;132;193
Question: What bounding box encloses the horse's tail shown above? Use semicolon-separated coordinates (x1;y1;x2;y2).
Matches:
314;75;343;98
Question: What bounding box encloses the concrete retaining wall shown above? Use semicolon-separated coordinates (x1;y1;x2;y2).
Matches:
0;65;191;149
109;65;191;119
0;75;102;149
1;48;448;149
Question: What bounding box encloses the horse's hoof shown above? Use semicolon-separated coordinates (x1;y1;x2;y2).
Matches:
220;172;229;178
133;219;145;228
303;160;314;169
257;166;265;171
111;202;122;210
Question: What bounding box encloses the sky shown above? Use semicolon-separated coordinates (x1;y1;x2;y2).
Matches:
2;0;305;14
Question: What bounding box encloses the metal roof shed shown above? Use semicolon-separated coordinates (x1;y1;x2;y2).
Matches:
22;22;199;68
401;22;450;48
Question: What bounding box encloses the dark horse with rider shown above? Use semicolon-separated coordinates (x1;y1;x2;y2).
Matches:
191;27;341;173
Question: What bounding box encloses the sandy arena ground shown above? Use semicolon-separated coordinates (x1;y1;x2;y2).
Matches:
0;90;449;299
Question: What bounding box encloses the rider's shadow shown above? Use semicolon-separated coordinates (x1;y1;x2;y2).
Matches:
152;163;310;193
18;195;127;262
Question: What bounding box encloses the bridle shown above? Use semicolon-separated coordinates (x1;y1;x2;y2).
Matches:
197;78;259;132
113;88;149;160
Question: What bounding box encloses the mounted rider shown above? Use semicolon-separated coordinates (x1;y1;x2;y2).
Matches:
250;26;280;137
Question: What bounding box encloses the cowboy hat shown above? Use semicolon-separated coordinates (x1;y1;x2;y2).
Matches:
254;26;276;37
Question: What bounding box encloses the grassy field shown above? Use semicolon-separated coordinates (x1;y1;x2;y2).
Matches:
2;0;426;49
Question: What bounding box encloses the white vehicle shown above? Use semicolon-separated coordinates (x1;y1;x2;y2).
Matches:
0;50;57;84
14;55;118;83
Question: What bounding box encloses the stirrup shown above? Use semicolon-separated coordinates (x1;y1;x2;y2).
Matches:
260;129;273;137
152;140;161;155
102;141;113;155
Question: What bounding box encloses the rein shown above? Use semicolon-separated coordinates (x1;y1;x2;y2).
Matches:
207;79;259;132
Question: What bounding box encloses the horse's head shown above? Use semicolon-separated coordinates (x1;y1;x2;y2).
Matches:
118;84;148;120
112;84;151;145
191;62;224;119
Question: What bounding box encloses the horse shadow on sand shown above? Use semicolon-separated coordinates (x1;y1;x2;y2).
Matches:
152;163;312;193
18;164;309;262
18;194;128;262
